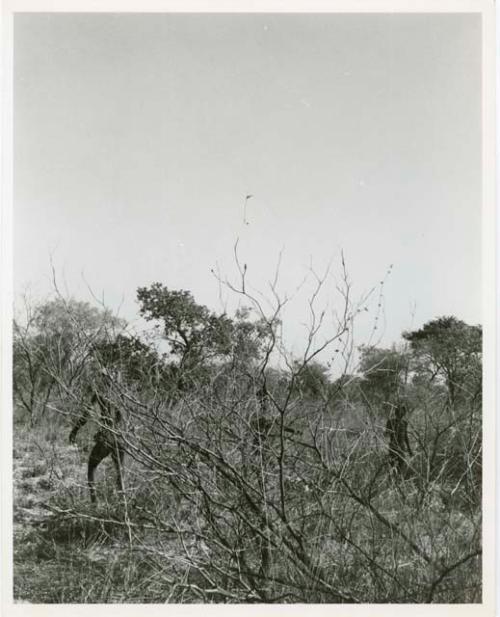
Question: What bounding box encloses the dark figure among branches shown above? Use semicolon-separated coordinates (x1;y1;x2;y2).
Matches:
385;402;413;474
69;366;125;503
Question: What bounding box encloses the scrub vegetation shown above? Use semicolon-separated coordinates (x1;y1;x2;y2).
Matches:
13;260;482;603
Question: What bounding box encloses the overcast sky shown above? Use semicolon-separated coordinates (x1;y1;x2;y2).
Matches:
14;12;482;360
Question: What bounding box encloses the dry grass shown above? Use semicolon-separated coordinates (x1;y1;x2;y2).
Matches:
13;409;481;604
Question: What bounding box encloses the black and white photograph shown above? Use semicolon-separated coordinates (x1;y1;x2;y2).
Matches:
3;2;495;612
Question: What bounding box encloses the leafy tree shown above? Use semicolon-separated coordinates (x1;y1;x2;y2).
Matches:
137;285;272;390
137;284;233;367
13;296;124;423
403;316;482;406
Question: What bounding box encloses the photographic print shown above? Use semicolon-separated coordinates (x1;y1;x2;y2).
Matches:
4;2;495;611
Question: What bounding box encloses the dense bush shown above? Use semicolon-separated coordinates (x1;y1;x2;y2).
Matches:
13;271;482;603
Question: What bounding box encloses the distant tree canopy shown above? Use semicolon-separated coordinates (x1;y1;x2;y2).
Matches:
13;297;125;423
136;283;273;385
14;287;482;431
137;284;234;365
403;316;482;406
21;297;125;370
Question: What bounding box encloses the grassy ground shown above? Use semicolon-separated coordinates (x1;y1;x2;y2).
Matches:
13;420;169;603
13;415;482;604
